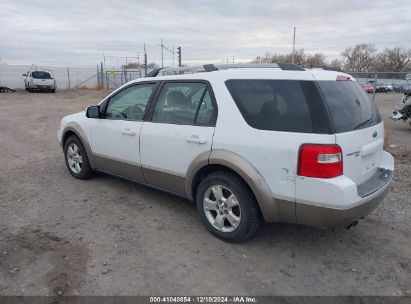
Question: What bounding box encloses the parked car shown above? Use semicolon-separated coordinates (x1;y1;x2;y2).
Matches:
375;85;388;93
57;64;394;242
23;70;56;92
384;84;394;92
362;84;374;94
393;83;408;93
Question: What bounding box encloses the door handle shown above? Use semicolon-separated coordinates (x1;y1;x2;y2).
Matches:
121;129;136;136
185;135;207;144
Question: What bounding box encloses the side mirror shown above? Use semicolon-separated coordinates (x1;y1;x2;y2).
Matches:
86;105;101;118
22;74;27;77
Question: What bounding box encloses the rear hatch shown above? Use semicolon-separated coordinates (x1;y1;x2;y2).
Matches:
316;79;383;185
32;71;54;86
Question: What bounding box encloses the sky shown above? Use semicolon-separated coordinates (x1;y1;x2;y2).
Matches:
1;0;410;68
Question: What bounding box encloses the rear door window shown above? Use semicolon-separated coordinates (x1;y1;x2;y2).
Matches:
152;82;215;125
317;81;382;132
225;79;331;133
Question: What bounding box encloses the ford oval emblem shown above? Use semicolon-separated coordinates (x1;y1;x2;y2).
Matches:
372;131;378;138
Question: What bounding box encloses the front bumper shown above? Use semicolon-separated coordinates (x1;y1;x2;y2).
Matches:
295;169;393;228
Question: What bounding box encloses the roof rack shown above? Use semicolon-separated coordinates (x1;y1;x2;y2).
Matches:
146;63;304;77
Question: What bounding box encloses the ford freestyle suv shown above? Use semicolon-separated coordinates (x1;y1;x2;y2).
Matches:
57;63;394;242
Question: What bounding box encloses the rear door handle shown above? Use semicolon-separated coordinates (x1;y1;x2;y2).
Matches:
121;128;136;136
185;135;207;144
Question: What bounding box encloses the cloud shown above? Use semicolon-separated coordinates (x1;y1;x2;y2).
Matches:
0;0;410;66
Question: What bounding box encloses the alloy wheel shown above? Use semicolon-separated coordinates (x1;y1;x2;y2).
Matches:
67;143;83;174
203;185;241;233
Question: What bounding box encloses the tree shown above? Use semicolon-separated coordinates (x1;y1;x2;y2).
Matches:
328;58;343;70
341;44;377;72
252;52;286;64
305;53;327;68
384;47;411;71
122;62;142;69
252;49;305;66
147;62;159;69
285;48;305;65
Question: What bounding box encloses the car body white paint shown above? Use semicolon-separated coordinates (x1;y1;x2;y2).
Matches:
57;67;394;219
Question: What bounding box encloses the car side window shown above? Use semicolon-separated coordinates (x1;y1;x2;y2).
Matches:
152;82;214;125
195;90;215;124
225;79;314;133
105;83;155;121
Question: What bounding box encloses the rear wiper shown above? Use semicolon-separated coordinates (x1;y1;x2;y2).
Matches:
353;118;372;130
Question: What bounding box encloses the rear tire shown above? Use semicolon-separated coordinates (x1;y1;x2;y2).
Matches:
64;135;94;179
196;171;262;242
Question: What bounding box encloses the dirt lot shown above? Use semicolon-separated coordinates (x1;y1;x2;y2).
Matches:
0;90;410;296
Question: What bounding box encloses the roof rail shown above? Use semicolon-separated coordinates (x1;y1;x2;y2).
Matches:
203;64;218;72
146;68;162;77
150;63;305;77
277;63;305;71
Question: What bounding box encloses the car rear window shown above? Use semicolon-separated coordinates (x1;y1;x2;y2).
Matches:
32;71;52;79
317;81;382;132
225;79;332;133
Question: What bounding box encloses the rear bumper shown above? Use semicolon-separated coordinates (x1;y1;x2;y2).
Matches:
30;84;56;90
295;169;393;228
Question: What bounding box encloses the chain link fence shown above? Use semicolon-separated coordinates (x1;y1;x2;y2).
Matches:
104;69;143;91
0;64;101;90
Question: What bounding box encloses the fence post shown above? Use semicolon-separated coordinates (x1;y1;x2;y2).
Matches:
105;71;109;91
67;66;71;89
100;62;104;88
97;65;100;86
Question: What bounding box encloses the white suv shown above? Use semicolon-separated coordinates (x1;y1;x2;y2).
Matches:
57;64;394;242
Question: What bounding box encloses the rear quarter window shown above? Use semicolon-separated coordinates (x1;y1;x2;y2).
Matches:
225;79;332;133
317;81;382;132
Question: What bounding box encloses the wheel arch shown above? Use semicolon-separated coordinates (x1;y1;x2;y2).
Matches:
61;123;97;168
186;149;292;222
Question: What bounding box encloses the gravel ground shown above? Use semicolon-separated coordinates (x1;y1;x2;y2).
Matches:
0;90;409;296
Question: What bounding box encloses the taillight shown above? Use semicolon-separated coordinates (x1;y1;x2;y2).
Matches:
298;144;343;178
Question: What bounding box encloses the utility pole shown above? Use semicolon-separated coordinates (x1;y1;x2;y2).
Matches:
100;61;104;87
292;26;296;64
160;38;164;68
232;56;235;64
144;43;148;76
177;46;182;67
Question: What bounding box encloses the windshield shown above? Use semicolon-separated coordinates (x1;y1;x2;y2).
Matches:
317;81;381;132
32;71;52;79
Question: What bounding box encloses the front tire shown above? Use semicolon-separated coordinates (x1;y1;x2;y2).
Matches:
64;135;94;179
196;171;262;242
